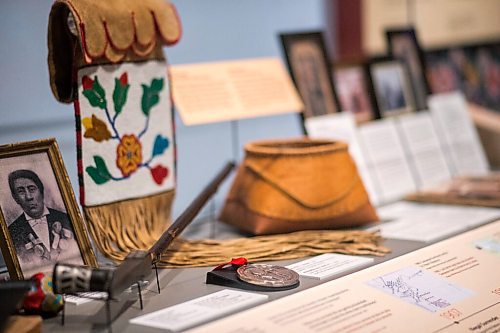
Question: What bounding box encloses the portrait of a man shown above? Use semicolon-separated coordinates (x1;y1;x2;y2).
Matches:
387;29;430;111
280;32;340;119
370;60;415;118
334;65;375;123
0;140;96;280
0;144;94;279
7;169;78;264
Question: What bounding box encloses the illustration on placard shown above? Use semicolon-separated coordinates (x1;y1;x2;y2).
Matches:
474;232;500;255
366;266;474;312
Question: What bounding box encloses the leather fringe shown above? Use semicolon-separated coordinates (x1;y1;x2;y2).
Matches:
83;191;389;266
83;190;174;261
158;229;390;268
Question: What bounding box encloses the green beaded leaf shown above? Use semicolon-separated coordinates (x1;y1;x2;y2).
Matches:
151;78;164;92
82;76;107;109
113;78;130;115
85;155;112;184
141;78;164;116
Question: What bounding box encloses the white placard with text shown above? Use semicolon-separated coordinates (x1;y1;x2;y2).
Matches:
396;112;452;188
358;118;417;203
130;289;268;332
171;58;303;125
428;92;489;176
286;253;374;280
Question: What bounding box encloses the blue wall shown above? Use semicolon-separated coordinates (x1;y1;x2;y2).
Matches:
0;0;329;220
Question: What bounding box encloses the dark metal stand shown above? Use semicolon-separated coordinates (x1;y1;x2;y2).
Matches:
106;297;112;333
137;282;143;310
154;260;161;294
61;294;65;326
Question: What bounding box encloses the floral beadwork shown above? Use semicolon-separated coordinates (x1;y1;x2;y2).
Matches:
81;72;170;186
116;134;143;177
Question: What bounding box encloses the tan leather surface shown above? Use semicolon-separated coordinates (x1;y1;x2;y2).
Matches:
52;0;180;61
48;0;181;102
220;138;379;235
244;142;357;209
220;200;378;236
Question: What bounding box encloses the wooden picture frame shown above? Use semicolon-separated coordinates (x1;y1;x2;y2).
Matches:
279;31;341;121
367;57;416;118
386;28;430;111
0;138;96;280
333;60;378;123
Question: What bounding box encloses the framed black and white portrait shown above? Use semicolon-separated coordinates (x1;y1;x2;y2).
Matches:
280;31;341;119
0;139;96;280
368;58;416;118
386;28;430;111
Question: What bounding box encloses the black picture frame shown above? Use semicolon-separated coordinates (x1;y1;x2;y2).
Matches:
367;57;416;118
386;28;430;111
332;59;379;123
424;47;462;95
424;40;500;112
279;31;341;124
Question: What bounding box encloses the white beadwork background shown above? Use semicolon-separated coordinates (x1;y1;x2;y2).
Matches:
78;61;175;206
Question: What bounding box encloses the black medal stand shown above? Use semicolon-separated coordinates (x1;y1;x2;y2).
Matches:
206;265;300;292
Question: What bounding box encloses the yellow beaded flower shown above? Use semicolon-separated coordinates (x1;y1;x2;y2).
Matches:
116;134;143;177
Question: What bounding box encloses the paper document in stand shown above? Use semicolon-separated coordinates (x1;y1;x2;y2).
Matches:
171;58;303;125
429;92;489;176
358;118;417;203
396;112;452;188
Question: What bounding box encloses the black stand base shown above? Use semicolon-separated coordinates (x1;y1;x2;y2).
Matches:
206;267;300;292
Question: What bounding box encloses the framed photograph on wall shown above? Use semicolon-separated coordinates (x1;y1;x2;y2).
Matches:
425;48;462;94
425;41;500;112
386;28;430;111
333;61;378;123
280;31;341;119
476;42;500;111
0;139;96;280
368;57;416;118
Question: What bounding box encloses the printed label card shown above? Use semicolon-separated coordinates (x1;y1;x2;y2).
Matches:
428;92;489;176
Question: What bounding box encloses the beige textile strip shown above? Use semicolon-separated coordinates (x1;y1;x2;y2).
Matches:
83;191;388;267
